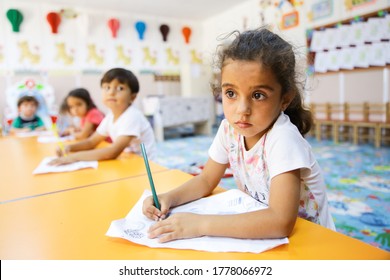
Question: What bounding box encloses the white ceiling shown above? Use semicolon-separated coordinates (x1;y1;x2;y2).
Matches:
37;0;247;20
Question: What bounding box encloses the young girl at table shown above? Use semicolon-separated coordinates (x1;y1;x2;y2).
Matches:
49;68;156;165
143;27;335;243
60;88;105;140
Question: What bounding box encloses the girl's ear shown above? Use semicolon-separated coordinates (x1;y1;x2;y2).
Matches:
281;92;295;111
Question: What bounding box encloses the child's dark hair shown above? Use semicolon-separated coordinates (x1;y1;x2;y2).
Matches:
59;98;69;114
213;27;313;136
100;68;140;94
17;95;39;107
66;88;97;111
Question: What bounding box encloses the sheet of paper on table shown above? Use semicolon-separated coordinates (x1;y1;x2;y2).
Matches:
37;134;74;143
106;189;288;253
15;130;52;138
33;156;98;175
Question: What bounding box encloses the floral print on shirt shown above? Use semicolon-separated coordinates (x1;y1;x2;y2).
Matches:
223;121;321;224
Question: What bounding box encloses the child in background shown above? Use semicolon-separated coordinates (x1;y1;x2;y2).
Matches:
61;88;104;140
143;27;335;243
49;68;156;165
56;98;76;136
10;95;46;134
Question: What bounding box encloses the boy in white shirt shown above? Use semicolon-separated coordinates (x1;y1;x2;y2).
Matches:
50;68;156;165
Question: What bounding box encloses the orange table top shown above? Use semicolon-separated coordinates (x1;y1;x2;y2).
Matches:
0;136;167;203
1;169;389;260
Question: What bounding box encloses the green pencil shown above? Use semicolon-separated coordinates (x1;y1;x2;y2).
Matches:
140;143;161;210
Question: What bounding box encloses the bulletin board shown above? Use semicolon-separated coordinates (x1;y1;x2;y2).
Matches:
306;7;390;74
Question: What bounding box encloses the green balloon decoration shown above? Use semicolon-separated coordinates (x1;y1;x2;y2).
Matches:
6;9;23;32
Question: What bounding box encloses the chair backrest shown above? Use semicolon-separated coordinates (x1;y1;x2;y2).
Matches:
310;102;331;120
5;78;56;127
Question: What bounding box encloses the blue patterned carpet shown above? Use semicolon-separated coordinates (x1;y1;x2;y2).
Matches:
154;129;390;252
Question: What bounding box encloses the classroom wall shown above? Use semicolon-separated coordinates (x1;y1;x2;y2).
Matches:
304;0;390;105
202;0;390;106
1;0;389;125
0;0;205;121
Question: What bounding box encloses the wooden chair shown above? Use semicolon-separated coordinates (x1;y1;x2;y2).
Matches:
353;103;387;148
330;103;351;143
333;103;363;144
310;102;348;142
378;102;390;147
310;102;332;141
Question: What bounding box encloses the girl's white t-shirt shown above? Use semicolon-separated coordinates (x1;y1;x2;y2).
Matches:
209;113;335;230
97;105;157;160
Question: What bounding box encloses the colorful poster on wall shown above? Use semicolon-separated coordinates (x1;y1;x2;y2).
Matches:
344;0;376;11
281;10;299;29
310;0;333;21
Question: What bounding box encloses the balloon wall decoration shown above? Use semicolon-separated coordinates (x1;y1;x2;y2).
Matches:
108;18;120;38
46;12;61;34
159;24;170;42
182;26;192;44
6;9;23;32
135;21;146;40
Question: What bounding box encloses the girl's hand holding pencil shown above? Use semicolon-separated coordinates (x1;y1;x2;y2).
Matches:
142;194;171;221
51;123;68;157
140;142;171;221
55;145;70;157
49;123;74;166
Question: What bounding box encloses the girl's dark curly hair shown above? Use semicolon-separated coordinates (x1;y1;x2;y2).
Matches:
212;27;313;136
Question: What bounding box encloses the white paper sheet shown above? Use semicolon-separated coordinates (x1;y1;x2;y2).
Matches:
15;130;52;138
314;51;328;73
310;30;326;52
32;156;98;175
323;28;337;50
367;42;387;67
339;48;354;70
37;134;74;143
106;189;288;253
336;25;352;48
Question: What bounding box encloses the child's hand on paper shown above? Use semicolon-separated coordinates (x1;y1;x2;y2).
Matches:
48;156;77;166
147;213;204;243
55;145;70;157
142;194;171;221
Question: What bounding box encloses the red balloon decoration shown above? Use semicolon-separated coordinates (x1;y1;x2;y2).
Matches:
108;18;120;38
159;24;170;42
46;12;61;34
182;26;192;44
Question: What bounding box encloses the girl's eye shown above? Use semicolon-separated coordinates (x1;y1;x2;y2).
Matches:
252;92;265;100
225;90;236;99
